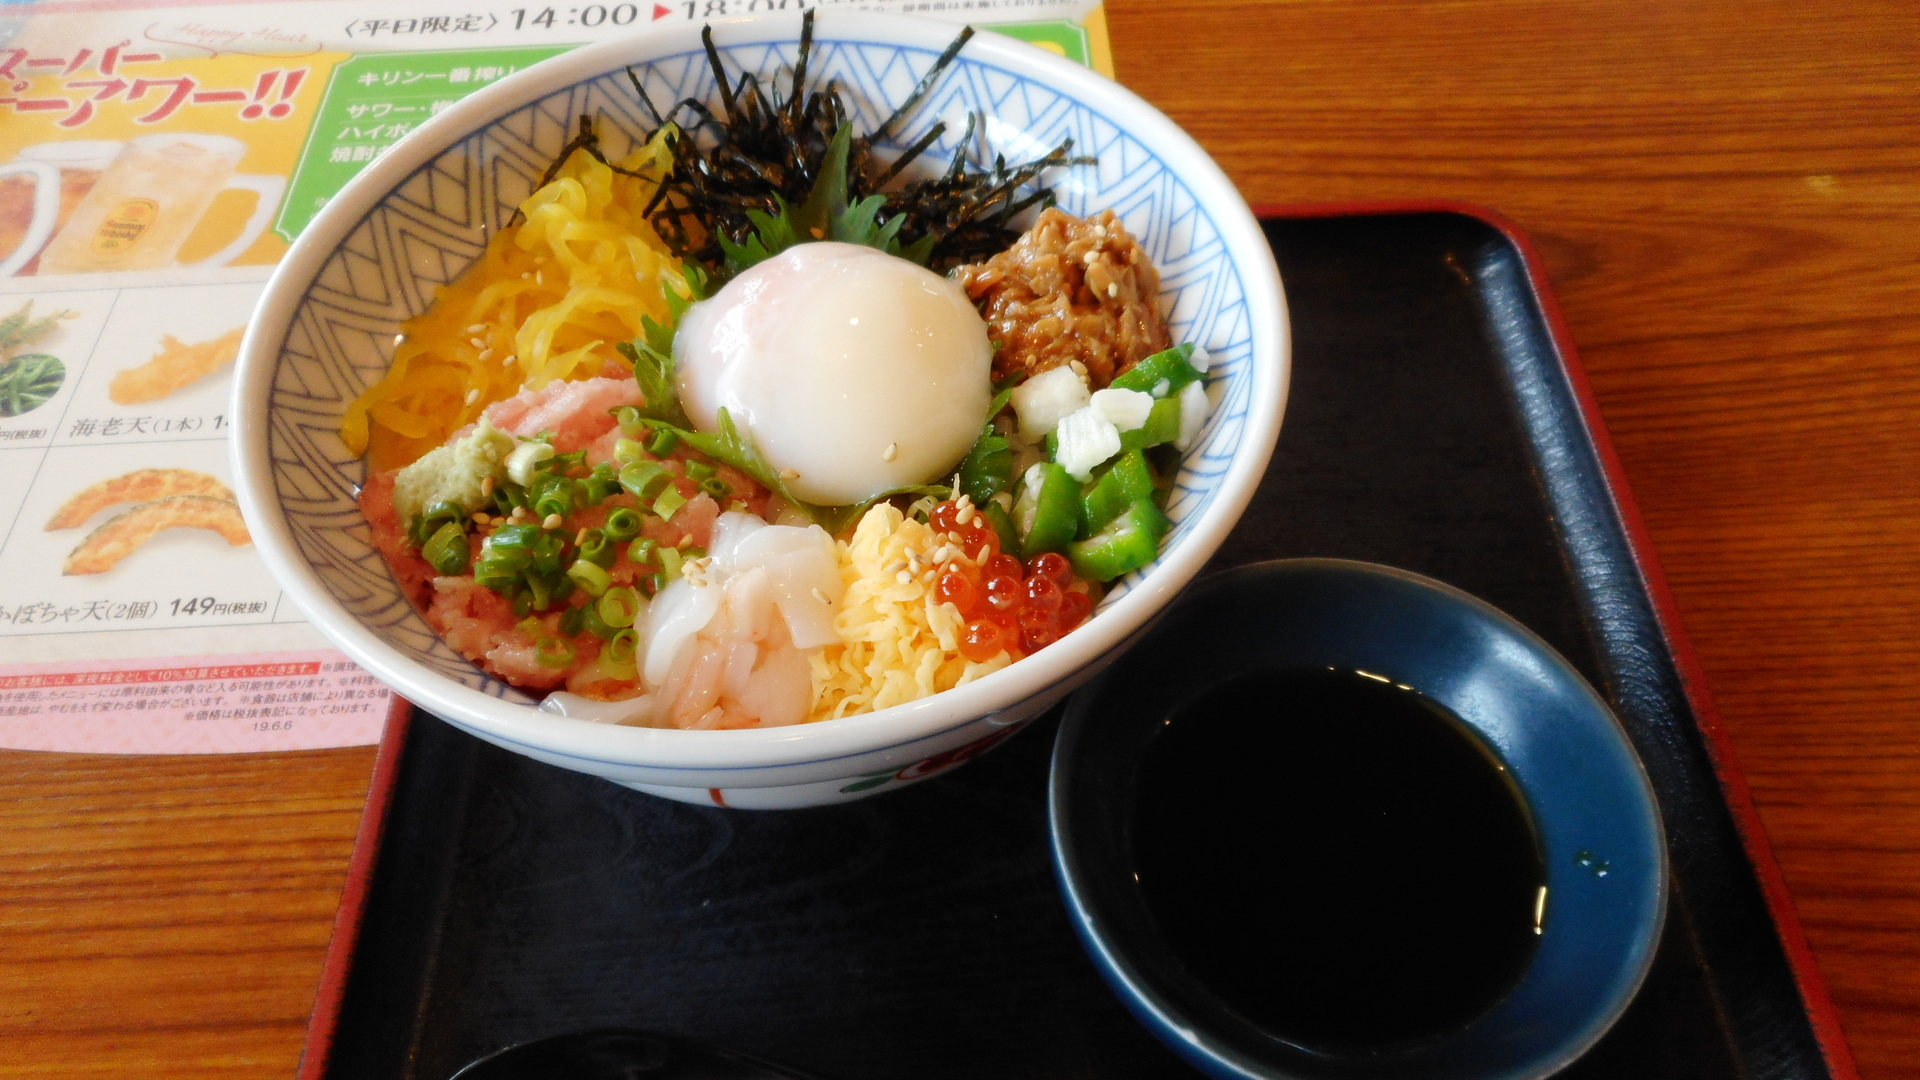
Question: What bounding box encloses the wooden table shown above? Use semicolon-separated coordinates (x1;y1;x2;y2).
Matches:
3;1;1914;1076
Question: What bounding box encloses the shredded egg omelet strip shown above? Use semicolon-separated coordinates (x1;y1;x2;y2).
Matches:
809;504;1013;721
343;131;685;472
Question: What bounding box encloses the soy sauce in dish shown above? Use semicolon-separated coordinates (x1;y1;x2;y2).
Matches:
1131;667;1543;1050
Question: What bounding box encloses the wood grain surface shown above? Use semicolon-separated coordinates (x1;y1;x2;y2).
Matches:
2;0;1915;1076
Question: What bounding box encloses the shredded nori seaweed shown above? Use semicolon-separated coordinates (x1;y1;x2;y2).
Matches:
627;11;1085;275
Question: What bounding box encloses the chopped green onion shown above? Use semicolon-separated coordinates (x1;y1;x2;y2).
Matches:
581;596;618;639
485;523;542;550
567;558;613;597
410;499;465;546
658;545;684;581
506;441;556;486
422;521;470;575
531;477;574;519
545;449;587;474
525;574;552;611
614;405;645;436
652;486;688;521
597;628;640;679
579;528;615;568
491;481;527;515
517;616;546;638
628;537;660;567
645;425;680;456
619;460;671;501
685;460;715;482
582;464;622;504
512;591;533;617
534;636;575;669
640;571;666;597
474;557;523;590
606;627;639;664
613;437;647;465
598;586;641;628
558;604;587;637
698;476;732;499
604;507;643;541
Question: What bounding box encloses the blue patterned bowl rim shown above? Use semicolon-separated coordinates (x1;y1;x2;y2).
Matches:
231;12;1289;773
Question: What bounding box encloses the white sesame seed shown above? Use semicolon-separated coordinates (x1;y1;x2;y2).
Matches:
465;388;481;406
542;513;563;530
467;323;487;334
469;337;486;349
955;505;976;526
811;587;830;604
1082;250;1098;266
478;348;494;362
882;442;898;462
885;560;906;574
677;536;692;549
896;570;913;585
472;512;491;526
779;469;800;480
575;528;589;546
1070;360;1088;378
1107;283;1119;299
481;476;495;496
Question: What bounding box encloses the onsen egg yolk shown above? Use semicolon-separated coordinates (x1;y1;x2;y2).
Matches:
673;242;993;506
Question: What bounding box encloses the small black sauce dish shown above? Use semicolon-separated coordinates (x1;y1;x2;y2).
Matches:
1050;559;1666;1080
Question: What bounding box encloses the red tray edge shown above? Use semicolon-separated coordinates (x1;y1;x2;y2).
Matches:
298;696;415;1080
294;199;1861;1080
1256;198;1859;1080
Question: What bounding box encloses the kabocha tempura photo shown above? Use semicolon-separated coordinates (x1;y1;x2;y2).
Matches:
347;16;1217;729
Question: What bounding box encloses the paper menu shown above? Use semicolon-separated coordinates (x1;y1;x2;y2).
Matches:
0;0;1114;753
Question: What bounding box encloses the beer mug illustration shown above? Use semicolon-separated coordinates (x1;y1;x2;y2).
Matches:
34;133;285;276
0;140;124;278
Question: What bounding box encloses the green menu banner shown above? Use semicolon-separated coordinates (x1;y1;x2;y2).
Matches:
276;46;570;240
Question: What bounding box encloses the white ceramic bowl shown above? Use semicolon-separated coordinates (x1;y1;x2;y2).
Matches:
232;12;1288;808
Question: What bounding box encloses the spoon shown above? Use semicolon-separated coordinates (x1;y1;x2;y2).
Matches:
450;1028;833;1080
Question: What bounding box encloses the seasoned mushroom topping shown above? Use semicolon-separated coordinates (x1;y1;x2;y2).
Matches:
954;208;1172;388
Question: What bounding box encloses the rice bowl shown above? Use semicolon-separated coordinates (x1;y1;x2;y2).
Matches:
231;11;1288;807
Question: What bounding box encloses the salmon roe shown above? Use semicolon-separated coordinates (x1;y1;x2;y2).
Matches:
929;499;1094;661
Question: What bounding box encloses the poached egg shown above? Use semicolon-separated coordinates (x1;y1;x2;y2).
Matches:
673;242;993;506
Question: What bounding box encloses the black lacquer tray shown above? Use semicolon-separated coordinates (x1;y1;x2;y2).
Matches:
299;209;1855;1080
